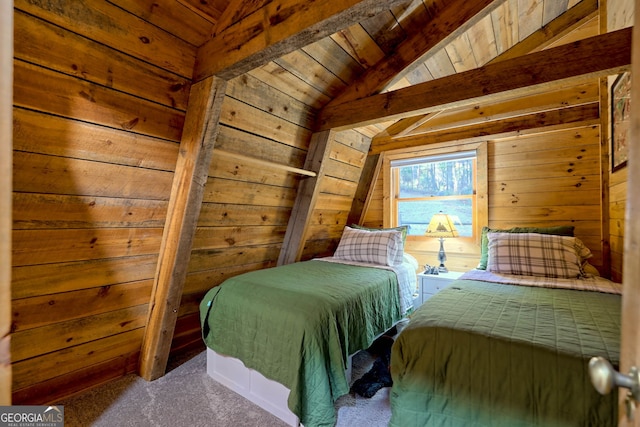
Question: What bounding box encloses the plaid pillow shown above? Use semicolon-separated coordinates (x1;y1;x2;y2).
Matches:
476;225;575;270
350;224;409;243
487;232;584;279
574;237;593;262
334;226;404;266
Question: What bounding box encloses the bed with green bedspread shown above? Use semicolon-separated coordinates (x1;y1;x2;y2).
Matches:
200;259;406;427
390;277;621;427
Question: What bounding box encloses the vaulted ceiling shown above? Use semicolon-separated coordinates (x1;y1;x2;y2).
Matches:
168;0;598;138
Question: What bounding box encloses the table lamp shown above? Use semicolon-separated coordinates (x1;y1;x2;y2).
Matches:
425;211;459;272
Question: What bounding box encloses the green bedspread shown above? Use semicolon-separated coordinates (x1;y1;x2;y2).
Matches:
200;260;403;427
390;279;621;427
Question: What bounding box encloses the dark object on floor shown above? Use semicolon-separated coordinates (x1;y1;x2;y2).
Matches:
351;335;394;398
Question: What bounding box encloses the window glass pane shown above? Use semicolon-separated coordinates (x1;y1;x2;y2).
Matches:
398;199;473;237
397;158;474;198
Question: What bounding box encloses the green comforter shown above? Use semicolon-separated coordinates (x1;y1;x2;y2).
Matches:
200;260;403;427
390;279;621;427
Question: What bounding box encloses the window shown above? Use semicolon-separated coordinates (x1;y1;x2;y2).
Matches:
389;151;477;237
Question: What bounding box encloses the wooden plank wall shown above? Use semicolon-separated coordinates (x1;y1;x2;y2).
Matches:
11;0;197;403
9;0;629;406
10;0;373;403
301;130;373;259
178;73;313;351
177;76;372;352
606;0;634;282
363;116;607;275
1;0;13;406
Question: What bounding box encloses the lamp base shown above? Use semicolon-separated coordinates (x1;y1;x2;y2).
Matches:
437;237;448;273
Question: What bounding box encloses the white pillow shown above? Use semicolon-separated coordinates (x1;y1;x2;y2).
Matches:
403;252;420;271
487;232;584;279
334;226;404;266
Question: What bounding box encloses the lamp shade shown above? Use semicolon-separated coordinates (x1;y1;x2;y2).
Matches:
425;211;459;238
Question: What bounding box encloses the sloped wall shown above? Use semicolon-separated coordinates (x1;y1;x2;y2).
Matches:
11;0;373;404
11;0;195;403
177;74;372;352
177;74;313;351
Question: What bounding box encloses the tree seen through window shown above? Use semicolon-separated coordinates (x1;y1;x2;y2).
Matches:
392;154;476;237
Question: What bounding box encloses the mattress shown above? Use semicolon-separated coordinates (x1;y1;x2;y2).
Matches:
200;259;412;427
389;277;621;427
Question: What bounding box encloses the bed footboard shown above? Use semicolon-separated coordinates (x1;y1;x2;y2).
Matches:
206;348;354;426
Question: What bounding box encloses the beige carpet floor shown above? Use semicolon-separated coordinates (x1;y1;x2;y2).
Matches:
58;347;392;427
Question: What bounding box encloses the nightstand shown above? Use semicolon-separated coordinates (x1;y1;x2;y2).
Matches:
414;271;464;310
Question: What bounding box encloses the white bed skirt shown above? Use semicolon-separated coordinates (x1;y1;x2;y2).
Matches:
206;348;353;427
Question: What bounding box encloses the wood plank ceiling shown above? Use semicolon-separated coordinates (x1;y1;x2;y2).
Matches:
169;0;594;137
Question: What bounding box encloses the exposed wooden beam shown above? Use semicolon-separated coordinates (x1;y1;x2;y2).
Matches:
0;0;12;406
371;103;600;154
347;153;381;226
324;0;501;108
383;0;599;139
278;130;334;265
139;76;226;381
387;82;599;140
393;110;447;138
316;28;632;131
194;0;406;81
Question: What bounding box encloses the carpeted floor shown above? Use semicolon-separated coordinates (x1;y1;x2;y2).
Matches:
58;346;392;427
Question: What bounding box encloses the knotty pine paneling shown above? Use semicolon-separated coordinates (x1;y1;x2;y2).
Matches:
219;97;312;150
489;125;603;271
15;0;196;78
300;130;372;260
183;260;278;298
363;121;607;275
12;329;145;393
13;152;174;200
108;0;214;47
12;255;159;300
13;10;191;112
178;70;319;353
11;1;194;403
186;246;282;280
275;49;349;99
12;280;153;333
606;0;633;282
13;109;180;172
248;62;331;109
11;0;618;406
214;126;307;169
14;60;185;141
0;0;10;406
226;74;316;128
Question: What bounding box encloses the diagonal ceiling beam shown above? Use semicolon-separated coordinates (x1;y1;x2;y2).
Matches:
194;0;407;82
315;28;632;131
391;82;599;139
278;129;335;265
370;103;601;154
380;0;599;140
322;0;501;109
